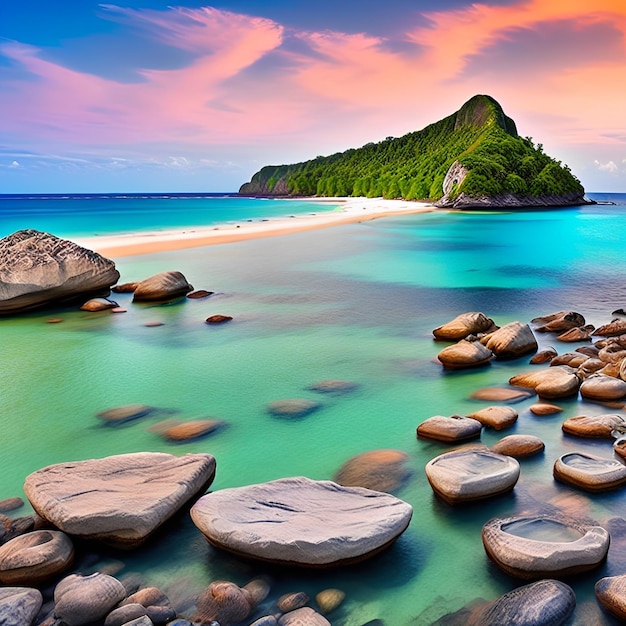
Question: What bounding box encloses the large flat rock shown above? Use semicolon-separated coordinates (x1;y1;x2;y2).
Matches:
190;476;413;567
0;230;120;314
24;452;216;548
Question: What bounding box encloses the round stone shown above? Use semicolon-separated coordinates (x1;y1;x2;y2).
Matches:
307;380;360;394
529;403;562;415
315;589;345;615
278;607;330;626
267;399;321;419
437;340;493;369
466;406;518;430
509;365;580;399
580;374;626;401
595;574;626;621
333;449;410;493
553;452;626;492
416;414;482;443
561;414;625;439
432;312;496;341
490;435;545;459
160;419;225;442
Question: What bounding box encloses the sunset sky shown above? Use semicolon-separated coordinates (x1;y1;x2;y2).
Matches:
1;0;625;193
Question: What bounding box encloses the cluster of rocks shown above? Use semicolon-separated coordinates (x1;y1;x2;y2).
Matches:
0;450;413;625
0;230;232;325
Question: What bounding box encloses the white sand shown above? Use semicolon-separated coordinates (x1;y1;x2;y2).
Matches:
74;197;437;258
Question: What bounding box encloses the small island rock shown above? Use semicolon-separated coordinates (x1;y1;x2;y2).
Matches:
132;271;193;302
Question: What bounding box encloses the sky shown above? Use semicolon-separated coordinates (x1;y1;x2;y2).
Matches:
1;0;625;193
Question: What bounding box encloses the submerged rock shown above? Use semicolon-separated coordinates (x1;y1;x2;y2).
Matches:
333;449;410;493
267;399;321;419
0;230;120;315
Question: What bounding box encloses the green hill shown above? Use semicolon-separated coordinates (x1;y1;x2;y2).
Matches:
238;95;587;208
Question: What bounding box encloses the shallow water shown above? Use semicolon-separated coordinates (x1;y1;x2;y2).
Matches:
2;194;626;624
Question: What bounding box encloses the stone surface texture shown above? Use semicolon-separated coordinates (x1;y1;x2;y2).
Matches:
481;321;538;359
0;587;43;626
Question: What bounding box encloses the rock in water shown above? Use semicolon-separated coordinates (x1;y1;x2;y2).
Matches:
190;477;412;567
481;321;538;359
0;587;43;626
595;574;626;621
0;230;120;315
24;452;216;548
132;271;193;302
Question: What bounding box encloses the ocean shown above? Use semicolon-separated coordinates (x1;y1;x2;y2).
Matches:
2;192;626;624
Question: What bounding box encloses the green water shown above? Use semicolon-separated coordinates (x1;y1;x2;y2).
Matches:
3;204;626;624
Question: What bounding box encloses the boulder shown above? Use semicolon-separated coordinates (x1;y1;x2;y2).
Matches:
595;574;626;621
436;340;493;369
0;587;43;626
132;271;193;302
190;477;412;567
490;435;545;459
550;351;589;367
562;414;625;439
482;514;610;579
579;374;626;401
466;406;518;430
557;326;594;342
416;414;482;443
593;319;626;337
0;530;74;585
54;573;126;626
0;230;120;315
509;365;580;399
553;452;626;492
333;449;410;493
193;581;252;626
267;399;321;419
432;311;497;341
466;579;575;626
529;347;558;364
481;321;538;359
80;297;118;312
425;448;520;505
24;452;216;548
532;311;586;333
278;607;330;626
112;282;139;293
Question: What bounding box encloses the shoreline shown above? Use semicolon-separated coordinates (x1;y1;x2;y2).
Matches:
74;198;437;258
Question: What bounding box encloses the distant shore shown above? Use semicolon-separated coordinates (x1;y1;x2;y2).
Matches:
75;198;437;258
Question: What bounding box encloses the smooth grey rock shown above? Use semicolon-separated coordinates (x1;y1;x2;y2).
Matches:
482;515;610;579
0;530;74;585
24;452;216;548
122;618;153;626
105;604;148;626
132;271;192;302
481;321;538;359
0;230;120;315
54;573;126;626
191;477;412;567
0;587;43;626
467;579;575;626
278;607;330;626
425;448;520;505
553;452;626;492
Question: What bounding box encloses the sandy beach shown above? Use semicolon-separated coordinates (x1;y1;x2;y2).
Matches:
75;198;437;257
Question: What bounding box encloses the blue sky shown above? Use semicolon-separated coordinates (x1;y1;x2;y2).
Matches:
1;0;625;193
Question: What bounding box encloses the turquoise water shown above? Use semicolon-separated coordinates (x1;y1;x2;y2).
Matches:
2;194;626;624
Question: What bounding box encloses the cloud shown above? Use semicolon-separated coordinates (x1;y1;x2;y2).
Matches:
595;159;619;173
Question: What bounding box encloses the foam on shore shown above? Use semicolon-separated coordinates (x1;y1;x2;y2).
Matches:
74;198;437;258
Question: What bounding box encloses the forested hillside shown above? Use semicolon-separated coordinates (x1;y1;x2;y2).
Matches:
239;95;586;208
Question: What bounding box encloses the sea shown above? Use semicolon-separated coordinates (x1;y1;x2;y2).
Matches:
2;191;626;625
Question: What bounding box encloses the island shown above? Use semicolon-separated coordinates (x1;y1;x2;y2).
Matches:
239;94;588;209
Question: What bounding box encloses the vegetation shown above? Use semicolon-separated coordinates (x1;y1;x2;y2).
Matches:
239;95;585;205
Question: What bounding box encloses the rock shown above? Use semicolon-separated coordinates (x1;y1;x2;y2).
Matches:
425;448;520;505
307;380;360;394
80;297;118;312
436;340;493;369
267;399;321;419
0;530;74;585
112;282;139;293
333;449;410;493
432;312;496;341
205;315;233;324
580;374;626;401
509;365;580;399
561;413;625;439
278;607;330;626
593;319;626;337
192;581;252;625
532;311;586;333
557;326;594;342
144;321;164;327
529;403;562;415
121;618;153;626
160;419;225;442
0;587;43;626
190;476;412;567
0;497;24;512
467;579;575;626
490;435;545;459
242;578;270;608
529;347;558;364
553;452;626;492
123;586;170;608
132;271;193;302
250;617;278;626
483;515;610;579
96;404;156;425
24;452;216;548
54;573;126;626
469;387;535;402
416;414;482;443
481;321;538;359
466;406;518;430
576;358;605;378
187;290;214;299
277;591;309;612
104;604;148;626
315;589;345;615
595;574;626;621
0;230;120;315
550;351;589;367
111;307;127;313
